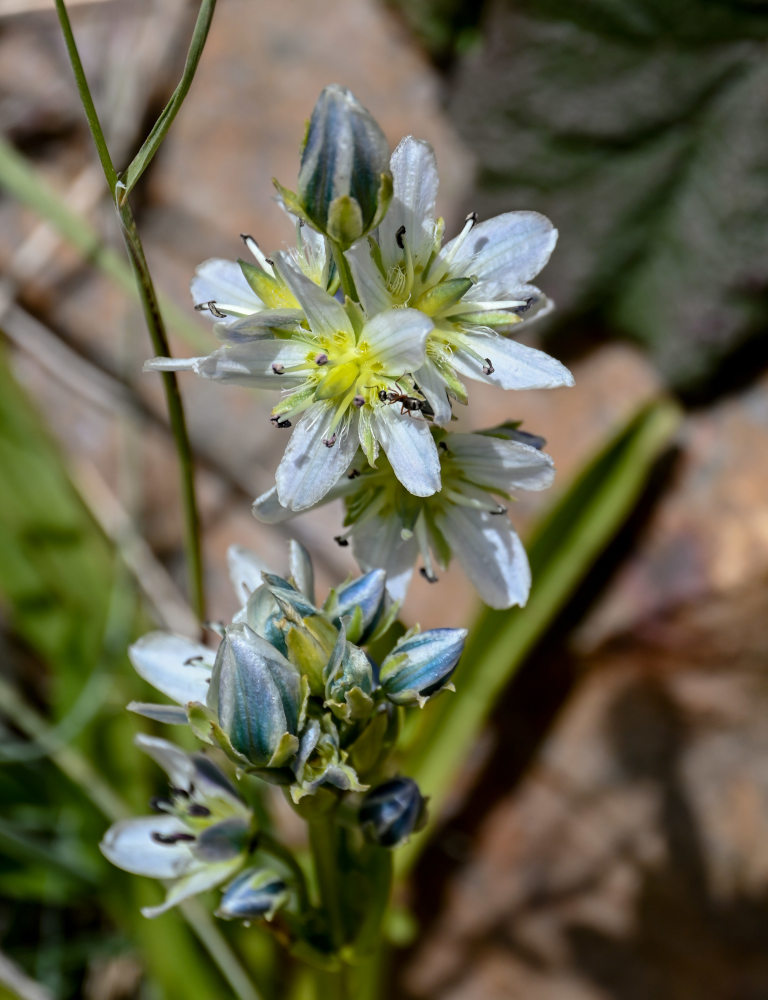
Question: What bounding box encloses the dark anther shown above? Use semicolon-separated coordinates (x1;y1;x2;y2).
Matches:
438;440;449;452
347;468;361;479
323;434;337;448
314;353;328;366
150;796;173;812
334;535;349;547
170;786;190;799
490;505;507;516
265;257;274;267
395;225;406;249
240;233;254;244
151;830;196;845
184;655;204;666
271;362;285;374
419;567;438;583
353;395;365;408
466;211;478;226
270;415;291;429
187;804;212;817
195;300;225;319
482;357;495;375
516;297;534;314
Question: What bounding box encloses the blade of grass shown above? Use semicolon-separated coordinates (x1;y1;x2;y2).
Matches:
119;0;217;202
397;398;681;877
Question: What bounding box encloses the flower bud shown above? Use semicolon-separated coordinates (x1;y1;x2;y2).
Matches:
289;85;392;248
379;628;466;707
207;624;301;768
216;867;289;922
359;777;427;848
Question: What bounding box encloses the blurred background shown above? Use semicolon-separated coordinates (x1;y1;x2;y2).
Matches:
1;0;768;997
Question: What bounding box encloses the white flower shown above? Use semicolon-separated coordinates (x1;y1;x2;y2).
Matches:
346;136;573;423
149;252;440;510
253;425;556;610
100;735;252;918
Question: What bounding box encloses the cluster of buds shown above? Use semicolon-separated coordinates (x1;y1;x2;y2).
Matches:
104;543;462;924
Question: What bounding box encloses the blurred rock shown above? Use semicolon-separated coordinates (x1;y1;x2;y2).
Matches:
406;580;768;1000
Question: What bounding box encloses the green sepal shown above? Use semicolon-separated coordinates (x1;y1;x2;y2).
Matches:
451;309;523;330
285;619;334;696
411;277;474;316
326;195;364;248
238;259;291;309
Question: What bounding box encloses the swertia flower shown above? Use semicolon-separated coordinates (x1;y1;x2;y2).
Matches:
253;425;555;609
347;136;573;422
100;735;254;918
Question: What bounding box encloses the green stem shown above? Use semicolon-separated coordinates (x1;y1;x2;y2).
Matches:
118;202;206;622
54;0;117;191
329;240;359;302
53;0;206;623
307;810;345;951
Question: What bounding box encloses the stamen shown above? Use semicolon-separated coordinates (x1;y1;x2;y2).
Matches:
419;567;438;583
170;786;190;799
395;225;406;250
187;804;212;817
347;468;361;479
323;433;337;448
489;504;507;515
195;300;226;319
334;534;349;547
270;415;291;429
240;234;274;274
314;353;329;366
352;395;365;408
271;362;285;374
438;441;449;453
150;796;173;812
151;831;196;845
184;655;204;666
482;357;495;375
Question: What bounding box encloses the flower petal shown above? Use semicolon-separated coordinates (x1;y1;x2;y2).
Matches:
379;137;439;270
141;858;242;919
362;308;432;372
441;211;557;297
128;633;214;705
127;702;190;725
370;407;440;497
273;253;352;340
100;815;194;879
436;506;531;609
453;330;574;390
447;434;555;492
134;733;197;789
413;360;452;425
191;258;262;314
227;545;270;606
276;403;359;511
251;486;296;524
352;517;418;603
346;241;393;315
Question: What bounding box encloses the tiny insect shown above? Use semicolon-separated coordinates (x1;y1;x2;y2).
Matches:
377;380;434;418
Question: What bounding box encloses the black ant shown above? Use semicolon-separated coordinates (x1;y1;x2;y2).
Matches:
375;379;434;418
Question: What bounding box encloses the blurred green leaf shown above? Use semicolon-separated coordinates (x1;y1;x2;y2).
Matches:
448;0;768;389
397;398;681;876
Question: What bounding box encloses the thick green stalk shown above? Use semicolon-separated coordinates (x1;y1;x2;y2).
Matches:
53;0;206;622
307;810;346;951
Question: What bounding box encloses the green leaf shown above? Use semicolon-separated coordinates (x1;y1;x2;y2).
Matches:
449;1;768;389
396;398;681;876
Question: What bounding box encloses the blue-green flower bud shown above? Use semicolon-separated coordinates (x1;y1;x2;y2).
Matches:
216;867;289;922
359;777;427;848
324;568;387;644
378;628;467;707
291;714;365;803
207;624;301;768
289;84;392;249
